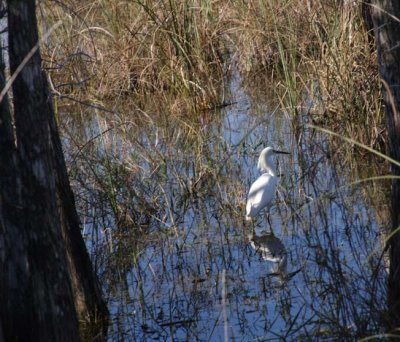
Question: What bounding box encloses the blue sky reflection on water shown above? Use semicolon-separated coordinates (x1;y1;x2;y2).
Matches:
75;71;388;341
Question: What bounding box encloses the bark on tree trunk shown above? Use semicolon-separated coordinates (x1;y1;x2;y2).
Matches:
370;0;400;328
47;84;109;334
0;0;80;339
0;0;108;339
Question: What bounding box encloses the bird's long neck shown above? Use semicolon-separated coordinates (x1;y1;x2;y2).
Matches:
267;159;277;176
258;153;277;176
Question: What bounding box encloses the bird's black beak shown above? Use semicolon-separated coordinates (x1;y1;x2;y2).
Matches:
273;149;290;155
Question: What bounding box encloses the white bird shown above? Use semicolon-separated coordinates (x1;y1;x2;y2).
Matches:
246;147;289;221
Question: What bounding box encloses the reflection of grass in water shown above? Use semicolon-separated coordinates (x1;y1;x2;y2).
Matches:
62;93;389;339
39;0;391;339
59;66;389;340
284;125;391;339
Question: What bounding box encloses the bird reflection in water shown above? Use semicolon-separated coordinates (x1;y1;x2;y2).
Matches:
249;229;288;277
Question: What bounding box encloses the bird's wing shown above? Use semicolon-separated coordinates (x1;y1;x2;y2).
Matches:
246;174;277;216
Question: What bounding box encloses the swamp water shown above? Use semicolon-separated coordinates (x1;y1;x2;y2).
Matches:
65;72;389;340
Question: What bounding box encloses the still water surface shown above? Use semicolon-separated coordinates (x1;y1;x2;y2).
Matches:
69;71;389;340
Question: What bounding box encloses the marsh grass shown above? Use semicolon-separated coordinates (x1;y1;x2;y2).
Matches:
58;82;390;339
228;1;384;148
37;0;392;339
41;0;227;117
305;3;384;147
41;0;384;146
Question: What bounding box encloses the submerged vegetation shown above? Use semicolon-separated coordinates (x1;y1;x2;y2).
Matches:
39;0;390;339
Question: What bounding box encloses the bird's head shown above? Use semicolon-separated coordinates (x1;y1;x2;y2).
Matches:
257;146;289;173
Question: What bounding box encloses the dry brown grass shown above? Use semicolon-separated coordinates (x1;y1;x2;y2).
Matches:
41;0;227;119
38;0;386;237
41;1;383;148
36;4;391;339
223;0;384;148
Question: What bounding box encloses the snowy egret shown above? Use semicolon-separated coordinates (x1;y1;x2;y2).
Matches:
246;147;289;221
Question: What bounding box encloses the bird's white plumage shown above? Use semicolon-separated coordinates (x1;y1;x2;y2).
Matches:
246;146;287;221
246;173;277;219
257;146;276;175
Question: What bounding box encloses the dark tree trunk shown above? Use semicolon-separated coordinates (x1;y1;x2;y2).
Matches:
47;85;109;334
0;0;108;339
0;0;80;339
370;0;400;329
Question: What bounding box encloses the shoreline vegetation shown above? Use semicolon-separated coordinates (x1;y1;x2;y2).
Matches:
38;1;392;339
41;0;384;148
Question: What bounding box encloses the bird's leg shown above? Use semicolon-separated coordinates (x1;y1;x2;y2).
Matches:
245;216;256;237
267;211;274;236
